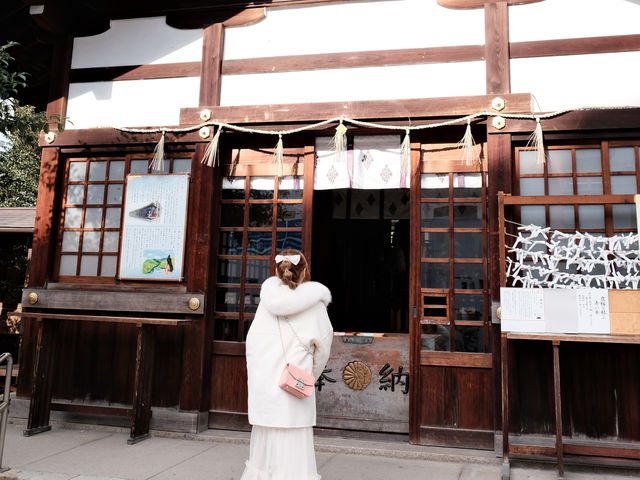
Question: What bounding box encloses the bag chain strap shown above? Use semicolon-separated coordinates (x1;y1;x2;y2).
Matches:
277;315;314;364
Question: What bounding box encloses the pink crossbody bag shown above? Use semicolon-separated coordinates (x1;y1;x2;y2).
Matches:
277;316;315;399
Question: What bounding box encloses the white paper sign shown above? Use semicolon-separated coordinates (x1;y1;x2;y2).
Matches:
500;288;546;333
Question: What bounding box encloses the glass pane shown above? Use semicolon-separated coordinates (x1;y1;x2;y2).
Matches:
59;255;78;275
66;184;85;204
610;147;635;171
277;203;302;227
520;178;544;195
548;177;573;195
249;204;273;227
247;231;271;256
172;158;191;174
246;260;270;284
455;326;484;353
64;207;83;228
421;262;449;288
219;231;244;255
453;203;482;228
577;176;603;195
86;184;104;204
80;255;99;276
222;177;246;199
576;149;601;173
611;175;637;194
549;205;575;229
578;205;605;229
220;205;244;227
547;149;572;174
218;259;243;283
421;324;450;351
454;233;482;258
107;184;123;204
68;161;86;181
250;177;275;199
216;287;241;312
519;150;543;174
421;203;449;228
276;231;302;252
455;294;484;322
454;263;483;289
612;204;637;229
100;256;117;277
89;161;107;181
82;231;101;252
279;176;303;199
452;173;481;198
421;174;449;198
130;159;148;174
421;232;449;258
243;288;261;314
105;207;122;228
62;231;80;252
103;231;119;252
108;160;125;180
84;208;103;228
521;205;545;226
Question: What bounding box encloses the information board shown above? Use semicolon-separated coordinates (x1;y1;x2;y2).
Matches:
119;174;189;281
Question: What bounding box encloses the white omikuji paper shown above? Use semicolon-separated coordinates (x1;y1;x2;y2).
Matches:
119;174;189;281
500;287;610;334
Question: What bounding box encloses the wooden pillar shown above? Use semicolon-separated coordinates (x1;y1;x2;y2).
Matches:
129;324;155;444
552;340;564;478
179;23;224;414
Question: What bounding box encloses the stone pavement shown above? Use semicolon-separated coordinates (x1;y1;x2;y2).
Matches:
0;420;638;479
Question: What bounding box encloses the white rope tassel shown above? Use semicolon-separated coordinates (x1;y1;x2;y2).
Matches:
527;117;546;165
459;120;479;166
150;130;166;171
273;134;284;176
202;126;222;167
400;129;410;174
331;120;347;162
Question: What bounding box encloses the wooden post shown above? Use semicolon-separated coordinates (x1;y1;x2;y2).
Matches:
552;340;564;478
501;333;510;479
129;324;155;444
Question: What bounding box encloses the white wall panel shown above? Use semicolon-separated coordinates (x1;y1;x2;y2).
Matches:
220;61;486;106
511;52;640;112
509;0;640;43
224;0;484;60
66;77;200;128
72;17;202;68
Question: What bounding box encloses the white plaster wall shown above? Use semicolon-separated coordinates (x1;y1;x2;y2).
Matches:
223;0;485;59
509;0;640;43
71;17;202;68
66;77;200;128
511;51;640;112
220;61;486;106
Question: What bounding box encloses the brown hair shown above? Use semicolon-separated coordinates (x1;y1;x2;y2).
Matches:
275;249;309;290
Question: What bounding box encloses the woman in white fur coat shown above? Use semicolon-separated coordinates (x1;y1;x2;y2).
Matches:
241;249;333;480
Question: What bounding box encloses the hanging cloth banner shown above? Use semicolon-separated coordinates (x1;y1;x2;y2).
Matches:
314;135;406;190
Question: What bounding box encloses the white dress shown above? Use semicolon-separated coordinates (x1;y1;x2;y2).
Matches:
241;277;333;480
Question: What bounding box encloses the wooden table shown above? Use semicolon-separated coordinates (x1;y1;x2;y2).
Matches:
501;332;640;480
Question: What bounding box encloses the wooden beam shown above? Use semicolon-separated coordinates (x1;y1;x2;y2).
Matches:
39;128;201;148
222;45;485;75
484;2;510;94
182;94;532;125
420;351;493;368
439;0;542;8
167;7;265;29
199;23;224;106
511;34;640;59
11;312;195;327
69;63;200;83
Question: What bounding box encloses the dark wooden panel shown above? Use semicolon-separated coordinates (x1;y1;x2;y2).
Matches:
210;355;247;413
208;410;250;431
420;365;456;427
51;402;131;417
151;325;184;408
457;367;493;430
615;344;640;441
222;45;485;75
69;62;201;83
212;341;245;356
418;425;493;450
181;93;533;125
511;34;640;59
484;2;510;94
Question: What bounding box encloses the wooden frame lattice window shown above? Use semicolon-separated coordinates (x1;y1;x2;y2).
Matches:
56;154;192;281
419;171;490;353
515;141;640;235
215;173;304;341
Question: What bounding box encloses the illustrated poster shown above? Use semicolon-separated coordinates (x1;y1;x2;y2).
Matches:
119;174;189;281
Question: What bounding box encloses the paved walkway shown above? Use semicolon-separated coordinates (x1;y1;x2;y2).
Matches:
0;420;638;479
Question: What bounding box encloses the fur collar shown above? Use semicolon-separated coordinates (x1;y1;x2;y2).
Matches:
259;276;331;316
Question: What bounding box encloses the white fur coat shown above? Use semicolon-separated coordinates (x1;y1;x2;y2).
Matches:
245;276;333;428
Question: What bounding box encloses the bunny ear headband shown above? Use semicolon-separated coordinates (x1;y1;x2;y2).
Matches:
275;254;301;265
